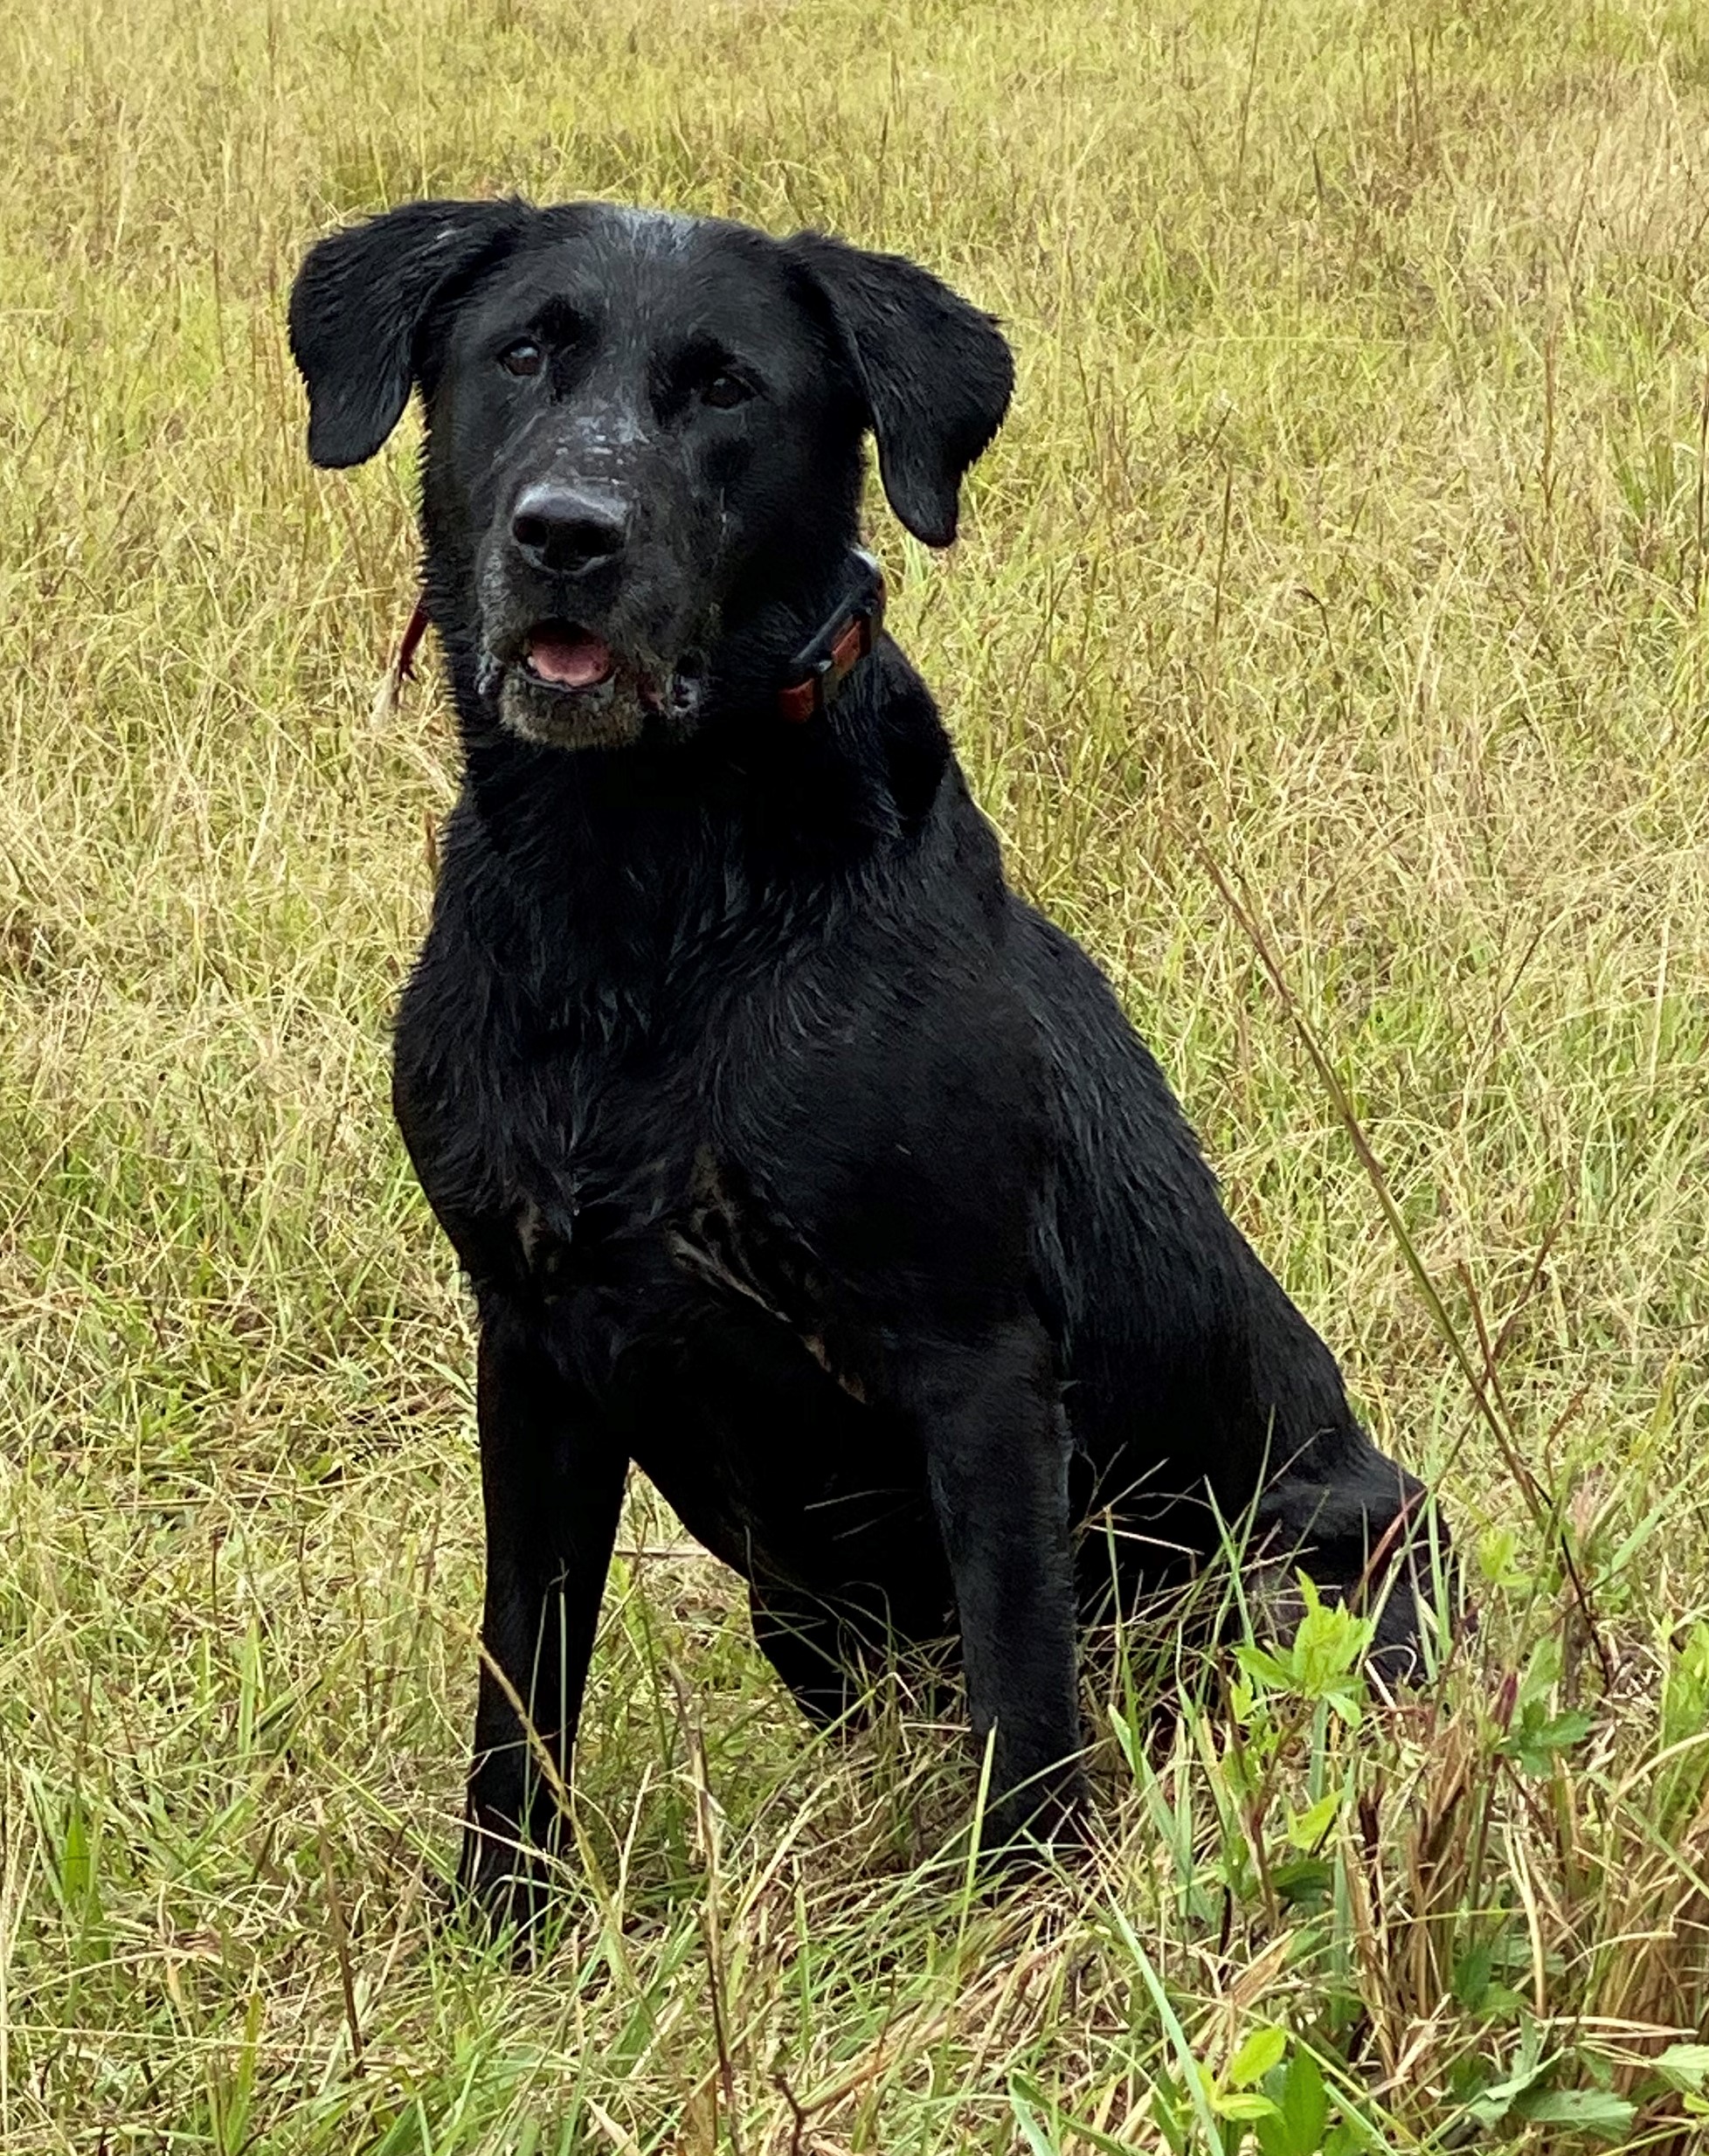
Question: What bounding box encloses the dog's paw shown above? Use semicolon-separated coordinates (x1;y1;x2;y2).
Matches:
979;1763;1092;1871
452;1823;562;1961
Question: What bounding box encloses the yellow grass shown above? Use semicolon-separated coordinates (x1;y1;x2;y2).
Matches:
3;0;1707;2148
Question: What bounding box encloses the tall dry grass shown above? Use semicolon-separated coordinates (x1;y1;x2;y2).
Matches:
2;0;1707;2148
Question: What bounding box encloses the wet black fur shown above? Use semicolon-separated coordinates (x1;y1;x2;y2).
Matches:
289;199;1447;1920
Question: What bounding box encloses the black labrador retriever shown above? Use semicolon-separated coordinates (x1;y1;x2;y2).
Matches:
289;199;1445;1918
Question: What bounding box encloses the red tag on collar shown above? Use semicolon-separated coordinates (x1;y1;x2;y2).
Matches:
398;598;431;682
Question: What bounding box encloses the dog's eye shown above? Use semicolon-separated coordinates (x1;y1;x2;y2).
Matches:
701;370;754;410
500;341;545;378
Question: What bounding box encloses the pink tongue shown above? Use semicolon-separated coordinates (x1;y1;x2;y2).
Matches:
526;629;613;688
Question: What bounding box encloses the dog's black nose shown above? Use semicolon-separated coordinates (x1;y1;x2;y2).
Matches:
510;484;627;576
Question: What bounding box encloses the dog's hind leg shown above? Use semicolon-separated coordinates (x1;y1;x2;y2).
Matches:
748;1582;866;1728
749;1579;963;1734
1255;1434;1455;1684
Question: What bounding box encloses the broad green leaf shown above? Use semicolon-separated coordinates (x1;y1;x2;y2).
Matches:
1661;1626;1709;1750
1512;2086;1636;2140
1477;1527;1528;1590
1228;2027;1288;2089
1235;1645;1293;1691
1466;2050;1551;2125
1277;2048;1331;2152
1451;1940;1493;2009
1502;1703;1595;1776
1286;1793;1341;1849
1214;2090;1282;2123
1272;1855;1334;1911
1654;2043;1709;2093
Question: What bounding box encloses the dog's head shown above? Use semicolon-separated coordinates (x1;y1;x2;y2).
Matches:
289;199;1013;750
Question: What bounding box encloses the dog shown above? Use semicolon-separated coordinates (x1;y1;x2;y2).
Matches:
288;198;1446;1919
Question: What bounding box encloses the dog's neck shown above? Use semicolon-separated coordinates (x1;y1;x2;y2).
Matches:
432;575;955;994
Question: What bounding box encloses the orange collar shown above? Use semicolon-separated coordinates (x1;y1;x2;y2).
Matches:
777;549;886;722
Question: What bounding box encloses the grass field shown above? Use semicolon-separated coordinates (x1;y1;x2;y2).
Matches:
4;0;1709;2146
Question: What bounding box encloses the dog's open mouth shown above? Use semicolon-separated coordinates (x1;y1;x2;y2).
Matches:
522;623;615;694
491;618;708;750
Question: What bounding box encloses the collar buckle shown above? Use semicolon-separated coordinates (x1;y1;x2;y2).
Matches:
778;549;886;723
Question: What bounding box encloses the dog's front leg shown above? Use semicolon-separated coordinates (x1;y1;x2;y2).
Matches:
891;1313;1086;1849
460;1295;627;1930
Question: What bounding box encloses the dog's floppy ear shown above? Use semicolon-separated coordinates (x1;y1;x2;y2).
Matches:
288;198;530;467
785;234;1014;547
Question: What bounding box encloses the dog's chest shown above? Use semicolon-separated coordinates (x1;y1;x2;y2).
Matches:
467;1026;705;1278
399;948;809;1319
